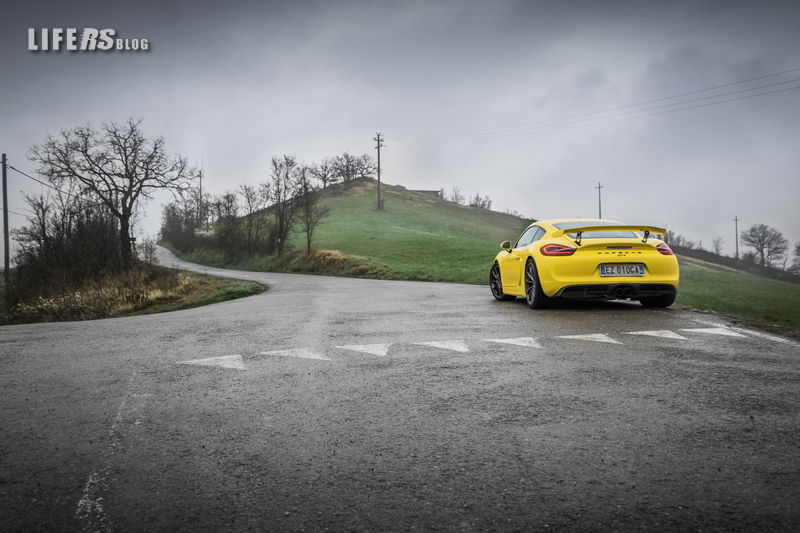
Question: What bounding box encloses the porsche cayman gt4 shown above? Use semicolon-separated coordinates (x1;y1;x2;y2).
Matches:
490;219;679;308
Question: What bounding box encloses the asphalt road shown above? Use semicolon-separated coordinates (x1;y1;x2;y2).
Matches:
1;246;799;532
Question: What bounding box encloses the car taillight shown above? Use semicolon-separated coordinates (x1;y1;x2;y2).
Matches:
540;244;576;256
657;243;674;255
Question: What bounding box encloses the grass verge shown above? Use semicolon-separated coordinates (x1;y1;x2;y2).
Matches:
1;265;264;325
676;263;800;339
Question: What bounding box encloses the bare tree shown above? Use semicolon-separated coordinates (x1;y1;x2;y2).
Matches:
469;193;493;209
711;236;725;255
353;154;376;179
296;166;331;254
213;192;242;259
333;152;358;188
140;239;159;265
311;158;338;189
666;231;698;249
238;184;267;256
13;183;121;303
266;155;301;254
30;118;194;266
740;223;788;267
790;242;800;274
448;186;465;205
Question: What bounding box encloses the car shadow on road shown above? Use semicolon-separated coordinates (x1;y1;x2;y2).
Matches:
505;297;666;313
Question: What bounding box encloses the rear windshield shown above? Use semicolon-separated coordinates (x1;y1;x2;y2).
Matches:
552;221;638;239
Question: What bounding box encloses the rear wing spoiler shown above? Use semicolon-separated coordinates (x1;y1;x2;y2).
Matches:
552;225;667;245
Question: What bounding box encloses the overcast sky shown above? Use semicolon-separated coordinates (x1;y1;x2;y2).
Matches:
2;0;799;258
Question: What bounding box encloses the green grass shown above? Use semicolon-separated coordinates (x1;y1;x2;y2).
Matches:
676;263;800;334
166;181;530;284
163;179;799;338
290;181;530;284
134;277;264;316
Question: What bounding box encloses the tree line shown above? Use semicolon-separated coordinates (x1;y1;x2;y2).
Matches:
438;186;493;209
669;223;800;273
161;151;377;260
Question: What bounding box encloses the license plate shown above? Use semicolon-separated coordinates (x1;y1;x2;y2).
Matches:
599;264;645;277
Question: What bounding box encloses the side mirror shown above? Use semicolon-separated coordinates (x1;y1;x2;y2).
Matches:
501;240;512;252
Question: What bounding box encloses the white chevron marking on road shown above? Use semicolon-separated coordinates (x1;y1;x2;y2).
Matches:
728;326;796;345
557;333;623;344
625;330;688;340
680;327;747;338
414;340;470;353
485;337;543;348
336;343;393;356
178;354;246;370
259;348;331;361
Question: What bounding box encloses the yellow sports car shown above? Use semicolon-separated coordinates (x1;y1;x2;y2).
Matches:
490;219;679;308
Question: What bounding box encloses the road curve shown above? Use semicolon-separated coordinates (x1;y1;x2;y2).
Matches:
1;246;798;531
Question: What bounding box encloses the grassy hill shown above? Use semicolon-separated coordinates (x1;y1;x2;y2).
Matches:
165;178;799;338
291;180;530;283
177;179;531;285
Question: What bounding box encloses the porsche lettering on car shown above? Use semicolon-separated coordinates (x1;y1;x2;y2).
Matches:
490;219;679;308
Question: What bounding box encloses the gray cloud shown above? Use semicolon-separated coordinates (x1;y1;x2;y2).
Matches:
1;0;799;257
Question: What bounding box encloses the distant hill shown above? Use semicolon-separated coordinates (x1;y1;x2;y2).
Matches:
285;177;532;284
673;245;800;285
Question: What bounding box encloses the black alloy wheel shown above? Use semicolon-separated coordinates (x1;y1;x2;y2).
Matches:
490;263;514;301
525;259;550;309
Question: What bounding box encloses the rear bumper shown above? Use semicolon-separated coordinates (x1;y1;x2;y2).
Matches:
553;283;677;300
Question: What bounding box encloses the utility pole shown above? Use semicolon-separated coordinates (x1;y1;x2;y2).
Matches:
595;181;604;218
734;215;740;260
374;132;384;210
2;153;9;314
197;166;203;229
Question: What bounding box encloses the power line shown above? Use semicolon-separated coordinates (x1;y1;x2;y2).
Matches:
387;83;800;194
5;160;106;208
6;161;82;199
0;206;28;217
390;68;800;141
394;83;800;142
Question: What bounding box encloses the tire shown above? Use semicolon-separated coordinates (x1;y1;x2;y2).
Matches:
640;292;676;308
490;263;515;301
524;258;551;309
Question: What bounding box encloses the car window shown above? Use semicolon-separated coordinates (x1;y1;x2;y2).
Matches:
515;226;542;248
529;227;545;243
514;227;535;248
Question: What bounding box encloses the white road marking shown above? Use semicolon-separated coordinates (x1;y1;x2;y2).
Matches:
76;471;110;533
178;354;246;370
335;343;393;356
414;340;470;353
76;371;143;532
624;330;688;340
259;348;331;361
557;333;623;344
728;326;797;345
484;337;542;348
680;327;747;338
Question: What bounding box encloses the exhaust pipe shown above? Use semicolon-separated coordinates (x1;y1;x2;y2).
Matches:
614;286;633;299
